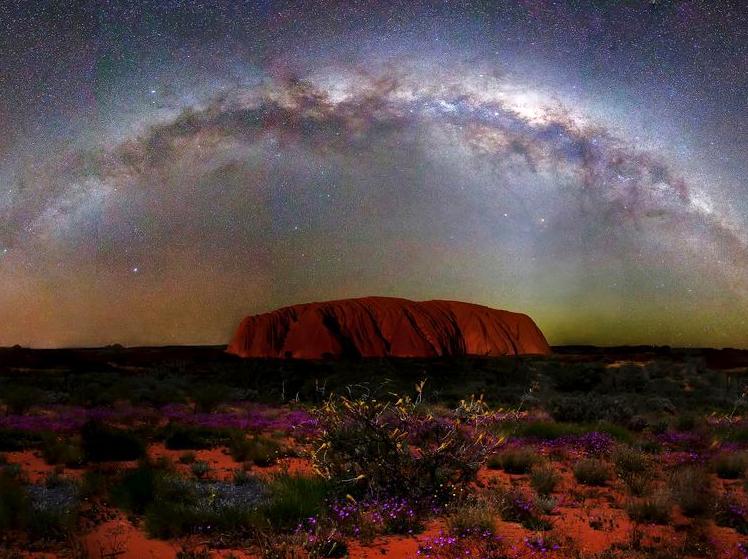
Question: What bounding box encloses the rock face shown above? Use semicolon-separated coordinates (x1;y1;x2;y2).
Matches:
227;296;551;359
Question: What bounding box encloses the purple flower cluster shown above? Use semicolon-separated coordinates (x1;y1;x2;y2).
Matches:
0;405;158;432
416;529;505;559
0;402;318;438
160;403;317;436
532;431;614;457
715;494;748;533
522;535;561;554
657;430;697;445
499;488;538;525
293;516;346;554
328;495;429;536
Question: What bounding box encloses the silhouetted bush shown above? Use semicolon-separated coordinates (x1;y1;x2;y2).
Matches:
669;466;715;517
0;429;42;451
162;424;231;450
260;474;331;529
549;395;632;424
80;469;108;499
551;363;602;392
191;384;231;413
111;463;158;514
2;386;44;414
613;446;650;477
445;499;495;535
626;493;671;524
573;459;610;486
144;475;266;538
515;421;584;439
496;486;551;531
714;493;748;534
190;460;210;479
674;414;697;432
81;421;146;462
0;471;28;531
602;364;649;394
489;449;540;474
530;463;560;495
712;453;747;480
229;434;280;466
178;451;196;464
25;479;79;540
40;434;84;468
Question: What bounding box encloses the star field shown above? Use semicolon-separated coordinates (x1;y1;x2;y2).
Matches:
0;1;746;348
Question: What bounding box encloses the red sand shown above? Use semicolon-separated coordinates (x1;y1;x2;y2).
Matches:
84;515;179;559
7;449;748;559
8;420;748;558
228;296;551;359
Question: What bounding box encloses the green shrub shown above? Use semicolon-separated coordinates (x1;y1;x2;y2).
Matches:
549;395;632;424
81;421;145;462
80;469;108;499
178;451;196;464
650;419;669;435
40;434;84;468
534;495;556;515
190;460;210;479
2;462;22;479
2;386;44;414
669;466;715;517
595;422;634;444
0;471;28;531
626;494;671;524
445;500;495;535
712;453;747;480
25;480;79;540
724;427;748;443
229;434;281;466
233;468;252;485
613;446;650;477
636;439;662;454
674;414;697;432
302;525;348;558
163;424;229;450
145;475;266;538
176;546;212;559
515;421;583;440
254;521;348;559
111;463;158;514
516;421;632;443
714;493;748;534
496;486;551;531
490;449;540;474
0;429;42;451
573;459;610;486
191;384;231;413
620;471;652;497
530;463;560;495
260;474;331;530
551;363;603;392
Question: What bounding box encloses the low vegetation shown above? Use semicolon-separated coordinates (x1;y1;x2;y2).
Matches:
2;347;748;558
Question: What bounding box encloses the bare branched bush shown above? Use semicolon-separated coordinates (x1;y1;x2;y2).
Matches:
310;391;503;503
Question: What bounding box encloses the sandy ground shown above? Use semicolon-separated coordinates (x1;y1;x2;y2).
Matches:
6;439;748;558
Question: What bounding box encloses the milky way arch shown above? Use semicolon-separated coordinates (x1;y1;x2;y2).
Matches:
1;63;746;347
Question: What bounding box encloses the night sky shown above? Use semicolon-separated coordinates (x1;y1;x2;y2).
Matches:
0;1;746;348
